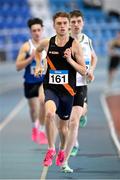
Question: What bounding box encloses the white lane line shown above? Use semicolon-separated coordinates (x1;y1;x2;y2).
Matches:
0;98;26;132
40;166;49;180
100;93;120;157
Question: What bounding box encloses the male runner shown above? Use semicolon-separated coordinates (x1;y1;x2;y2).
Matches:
61;10;97;172
16;18;47;144
35;11;86;167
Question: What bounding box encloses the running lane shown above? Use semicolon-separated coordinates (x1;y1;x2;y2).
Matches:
0;59;120;179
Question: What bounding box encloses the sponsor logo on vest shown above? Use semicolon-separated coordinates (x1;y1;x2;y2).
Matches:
49;51;59;54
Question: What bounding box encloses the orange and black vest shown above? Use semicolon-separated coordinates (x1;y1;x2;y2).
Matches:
43;35;76;96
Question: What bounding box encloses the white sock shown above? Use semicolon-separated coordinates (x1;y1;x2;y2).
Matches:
75;139;79;147
39;125;45;132
48;147;55;150
63;160;68;166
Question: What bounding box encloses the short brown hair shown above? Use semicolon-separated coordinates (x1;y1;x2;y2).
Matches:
70;10;84;20
53;12;70;22
27;18;43;29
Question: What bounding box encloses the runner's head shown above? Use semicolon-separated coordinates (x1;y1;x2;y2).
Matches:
69;10;84;35
27;18;44;41
53;12;70;36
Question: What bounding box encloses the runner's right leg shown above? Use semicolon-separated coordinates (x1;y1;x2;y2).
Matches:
43;100;57;166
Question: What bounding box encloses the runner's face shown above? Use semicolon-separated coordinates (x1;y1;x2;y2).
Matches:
54;17;70;36
30;24;43;41
70;16;84;35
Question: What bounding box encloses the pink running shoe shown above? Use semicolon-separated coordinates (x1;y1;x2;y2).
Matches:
44;149;56;166
37;131;48;144
56;150;65;166
32;127;38;143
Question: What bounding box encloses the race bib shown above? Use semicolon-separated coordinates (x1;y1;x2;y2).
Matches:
30;65;36;75
85;58;90;71
49;70;68;84
76;58;91;86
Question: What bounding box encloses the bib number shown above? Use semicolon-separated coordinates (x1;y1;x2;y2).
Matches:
85;58;90;71
49;70;68;84
30;65;36;75
76;58;90;86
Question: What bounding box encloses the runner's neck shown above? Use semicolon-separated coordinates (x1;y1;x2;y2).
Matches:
32;38;41;47
55;35;69;47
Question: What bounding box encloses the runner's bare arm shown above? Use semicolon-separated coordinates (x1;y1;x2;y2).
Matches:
91;49;97;72
64;40;86;75
43;57;48;73
35;39;49;63
84;39;97;81
87;49;97;81
35;39;49;76
16;42;34;71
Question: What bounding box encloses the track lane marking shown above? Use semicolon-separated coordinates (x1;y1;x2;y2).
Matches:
40;166;49;180
0;98;26;131
100;93;120;157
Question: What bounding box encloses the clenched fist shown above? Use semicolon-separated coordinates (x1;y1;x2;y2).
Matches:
34;66;44;77
64;48;72;62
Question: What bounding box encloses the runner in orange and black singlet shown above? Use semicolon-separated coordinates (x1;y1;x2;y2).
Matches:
34;12;86;167
43;35;76;120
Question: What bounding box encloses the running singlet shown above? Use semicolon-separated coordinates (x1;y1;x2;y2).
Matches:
24;39;46;83
76;33;93;86
43;36;76;96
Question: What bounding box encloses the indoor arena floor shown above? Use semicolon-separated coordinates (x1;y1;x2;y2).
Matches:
0;57;120;180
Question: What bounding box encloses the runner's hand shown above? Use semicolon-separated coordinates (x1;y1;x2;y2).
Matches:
34;66;44;77
87;71;94;82
64;48;72;62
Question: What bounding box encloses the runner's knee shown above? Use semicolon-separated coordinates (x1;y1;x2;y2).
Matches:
45;110;55;122
59;124;68;135
70;117;79;130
